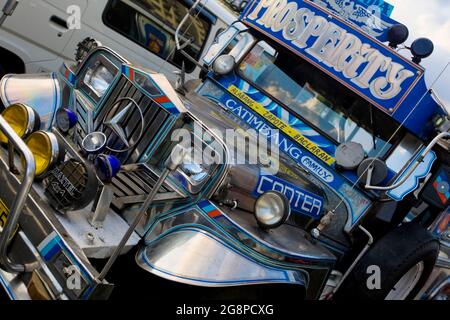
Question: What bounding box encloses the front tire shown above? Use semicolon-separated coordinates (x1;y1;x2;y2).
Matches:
335;222;439;300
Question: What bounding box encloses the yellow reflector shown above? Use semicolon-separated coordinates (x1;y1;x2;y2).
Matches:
24;131;54;177
0;104;30;144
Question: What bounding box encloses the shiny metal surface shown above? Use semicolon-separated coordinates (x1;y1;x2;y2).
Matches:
137;227;306;287
386;133;423;173
0;74;61;130
0;115;37;273
98;152;180;281
0;148;113;299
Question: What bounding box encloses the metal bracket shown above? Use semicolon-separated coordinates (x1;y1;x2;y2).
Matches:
89;184;115;229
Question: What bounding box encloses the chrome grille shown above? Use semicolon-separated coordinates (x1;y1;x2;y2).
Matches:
74;100;90;147
112;166;184;209
94;76;171;164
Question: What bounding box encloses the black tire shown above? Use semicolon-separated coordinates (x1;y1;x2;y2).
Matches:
335;222;439;300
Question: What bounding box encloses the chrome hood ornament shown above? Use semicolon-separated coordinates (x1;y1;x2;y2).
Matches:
103;97;145;153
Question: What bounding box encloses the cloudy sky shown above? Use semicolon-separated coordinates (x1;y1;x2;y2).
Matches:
388;0;450;108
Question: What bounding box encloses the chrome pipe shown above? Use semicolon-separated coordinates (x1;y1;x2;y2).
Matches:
0;115;37;273
175;0;203;51
0;0;18;27
332;226;374;296
97;145;186;281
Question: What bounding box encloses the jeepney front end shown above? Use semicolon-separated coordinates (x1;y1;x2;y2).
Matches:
0;44;337;299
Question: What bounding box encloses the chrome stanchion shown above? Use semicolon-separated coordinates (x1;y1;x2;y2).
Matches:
97;145;186;281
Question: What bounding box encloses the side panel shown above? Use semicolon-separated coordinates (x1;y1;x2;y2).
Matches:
137;227;306;287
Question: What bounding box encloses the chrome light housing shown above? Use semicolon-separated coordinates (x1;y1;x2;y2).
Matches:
84;63;115;98
254;191;291;229
212;54;236;75
82;132;107;155
23;131;64;178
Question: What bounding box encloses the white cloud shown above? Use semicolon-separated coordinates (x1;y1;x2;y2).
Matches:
388;0;450;108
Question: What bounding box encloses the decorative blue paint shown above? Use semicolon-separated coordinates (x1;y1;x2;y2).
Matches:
241;0;421;114
253;174;325;219
387;149;437;201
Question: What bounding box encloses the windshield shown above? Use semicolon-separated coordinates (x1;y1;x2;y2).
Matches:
239;41;403;157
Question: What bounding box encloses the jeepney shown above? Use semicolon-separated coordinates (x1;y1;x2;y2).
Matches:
0;0;448;300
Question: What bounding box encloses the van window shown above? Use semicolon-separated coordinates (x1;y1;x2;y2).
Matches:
103;0;212;73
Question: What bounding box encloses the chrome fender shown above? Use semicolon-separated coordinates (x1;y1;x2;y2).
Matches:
136;227;306;288
0;73;61;130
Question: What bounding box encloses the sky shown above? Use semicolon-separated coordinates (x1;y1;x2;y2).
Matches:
388;0;450;109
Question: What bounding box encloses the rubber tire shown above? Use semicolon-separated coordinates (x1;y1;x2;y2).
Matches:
334;222;439;300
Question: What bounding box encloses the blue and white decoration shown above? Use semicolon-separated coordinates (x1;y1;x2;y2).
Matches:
309;0;396;40
387;150;437;201
254;175;325;219
241;0;422;114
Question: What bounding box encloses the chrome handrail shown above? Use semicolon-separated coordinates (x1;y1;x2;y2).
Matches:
0;115;38;273
365;132;450;191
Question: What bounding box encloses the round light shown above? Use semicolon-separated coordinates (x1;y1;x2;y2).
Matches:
387;24;409;48
212;54;236;75
24;131;64;177
44;159;99;212
56;108;78;133
254;191;291;229
411;38;434;64
95;154;121;183
0;103;40;144
82;132;107;154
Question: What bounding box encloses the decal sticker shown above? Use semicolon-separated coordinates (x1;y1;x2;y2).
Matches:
301;156;334;183
433;172;450;205
227;84;335;165
254;175;325;219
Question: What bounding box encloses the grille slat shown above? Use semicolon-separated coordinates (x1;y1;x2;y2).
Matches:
73;76;176;204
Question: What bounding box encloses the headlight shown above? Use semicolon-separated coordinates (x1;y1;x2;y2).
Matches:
82;132;107;154
254;191;291;229
24;131;64;177
212;54;236;75
84;64;114;97
95;154;121;183
0;104;40;144
179;155;212;185
56;108;78;134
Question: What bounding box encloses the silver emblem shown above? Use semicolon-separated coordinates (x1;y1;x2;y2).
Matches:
102;97;145;153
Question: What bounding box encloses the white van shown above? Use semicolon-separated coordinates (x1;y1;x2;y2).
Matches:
0;0;237;82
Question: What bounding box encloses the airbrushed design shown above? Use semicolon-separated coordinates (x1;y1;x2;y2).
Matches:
310;0;394;39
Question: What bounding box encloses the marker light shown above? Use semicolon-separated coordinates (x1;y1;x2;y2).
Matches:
95;154;121;183
82;132;107;154
56;108;78;133
254;191;291;229
0;103;40;144
24;131;64;177
212;54;236;75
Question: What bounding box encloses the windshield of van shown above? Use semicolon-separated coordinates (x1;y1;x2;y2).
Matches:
239;41;402;157
104;0;211;72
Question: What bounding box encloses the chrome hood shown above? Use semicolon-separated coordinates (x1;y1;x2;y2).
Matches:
182;89;329;226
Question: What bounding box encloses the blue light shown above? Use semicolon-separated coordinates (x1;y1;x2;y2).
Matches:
95;154;121;183
56;108;78;133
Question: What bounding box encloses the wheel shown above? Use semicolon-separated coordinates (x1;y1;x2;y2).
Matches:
335;222;439;300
